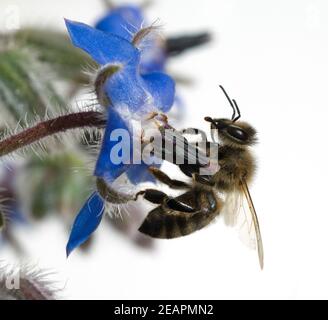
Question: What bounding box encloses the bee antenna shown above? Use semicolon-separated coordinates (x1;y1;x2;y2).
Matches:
232;99;241;122
219;85;238;121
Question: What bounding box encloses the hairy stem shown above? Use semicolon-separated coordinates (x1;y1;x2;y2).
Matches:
0;111;106;157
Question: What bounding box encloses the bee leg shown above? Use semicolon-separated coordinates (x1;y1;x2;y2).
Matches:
192;173;215;186
178;163;214;185
135;189;167;204
148;166;190;189
135;189;196;213
145;112;168;128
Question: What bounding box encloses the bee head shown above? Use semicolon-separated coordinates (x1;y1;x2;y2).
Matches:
204;86;257;147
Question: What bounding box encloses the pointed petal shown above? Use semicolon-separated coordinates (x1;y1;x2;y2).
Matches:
95;5;144;42
142;72;175;112
65;19;139;66
66;192;104;257
94;108;132;183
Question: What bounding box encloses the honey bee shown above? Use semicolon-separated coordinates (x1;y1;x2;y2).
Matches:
135;86;264;269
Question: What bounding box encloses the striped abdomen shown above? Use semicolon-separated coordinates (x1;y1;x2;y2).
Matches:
139;190;222;239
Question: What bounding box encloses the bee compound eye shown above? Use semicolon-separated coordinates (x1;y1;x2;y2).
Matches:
226;126;248;142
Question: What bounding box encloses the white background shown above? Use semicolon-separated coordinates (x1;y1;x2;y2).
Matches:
1;0;328;299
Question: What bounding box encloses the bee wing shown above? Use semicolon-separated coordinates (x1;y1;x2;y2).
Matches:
222;181;264;269
221;188;242;227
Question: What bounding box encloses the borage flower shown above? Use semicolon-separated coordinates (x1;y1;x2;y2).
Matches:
65;19;175;256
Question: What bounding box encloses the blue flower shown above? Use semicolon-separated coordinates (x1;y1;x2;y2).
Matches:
65;19;175;183
95;5;167;73
65;19;175;255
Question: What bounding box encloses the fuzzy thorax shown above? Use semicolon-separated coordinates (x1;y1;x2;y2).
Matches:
214;146;256;192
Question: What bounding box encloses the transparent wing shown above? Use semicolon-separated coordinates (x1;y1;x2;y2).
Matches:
221;188;242;227
222;181;264;269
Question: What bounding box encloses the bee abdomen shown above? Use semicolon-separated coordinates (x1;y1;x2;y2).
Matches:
138;208;182;239
139;206;220;239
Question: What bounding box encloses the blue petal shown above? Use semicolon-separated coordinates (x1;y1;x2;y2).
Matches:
126;162;160;185
95;6;167;74
65;19;139;66
65;20;175;114
140;48;167;74
126;151;162;184
66;192;104;257
142;73;176;112
95;108;132;183
95;5;144;42
105;70;175;114
105;64;151;113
